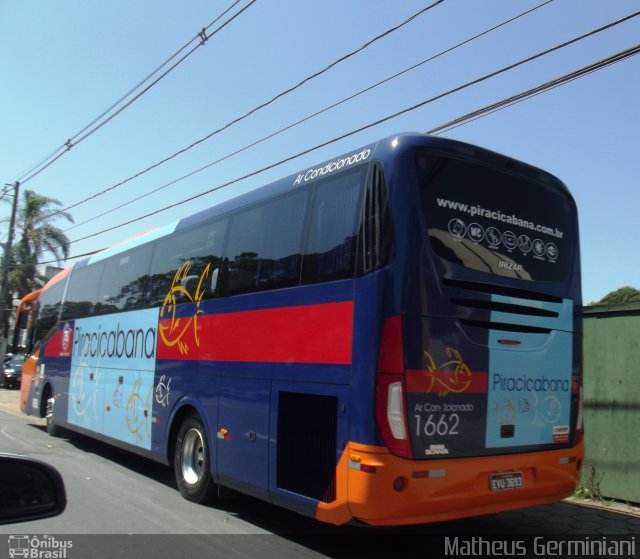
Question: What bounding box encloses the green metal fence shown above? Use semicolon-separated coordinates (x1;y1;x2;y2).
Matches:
582;303;640;503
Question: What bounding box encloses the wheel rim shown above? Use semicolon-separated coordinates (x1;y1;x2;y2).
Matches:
181;427;205;485
46;397;54;419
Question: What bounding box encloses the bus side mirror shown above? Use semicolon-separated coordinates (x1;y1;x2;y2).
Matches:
0;455;66;524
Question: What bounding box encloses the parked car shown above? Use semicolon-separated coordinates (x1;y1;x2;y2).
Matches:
1;354;25;389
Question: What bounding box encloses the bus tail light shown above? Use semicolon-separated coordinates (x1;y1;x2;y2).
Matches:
376;374;412;458
387;382;407;439
375;316;412;459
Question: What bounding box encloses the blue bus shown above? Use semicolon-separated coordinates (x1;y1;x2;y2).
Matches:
21;133;583;526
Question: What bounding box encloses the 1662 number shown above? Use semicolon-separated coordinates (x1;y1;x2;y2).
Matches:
414;413;460;437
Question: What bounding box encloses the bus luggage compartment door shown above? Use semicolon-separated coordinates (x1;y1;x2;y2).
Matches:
216;377;270;500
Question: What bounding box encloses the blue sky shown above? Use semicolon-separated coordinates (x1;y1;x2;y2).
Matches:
1;0;638;304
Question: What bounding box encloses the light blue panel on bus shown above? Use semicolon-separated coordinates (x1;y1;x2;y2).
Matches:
67;308;159;449
103;370;155;449
485;297;573;449
67;359;106;434
68;308;158;372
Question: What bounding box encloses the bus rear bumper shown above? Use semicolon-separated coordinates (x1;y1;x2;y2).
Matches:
344;440;584;527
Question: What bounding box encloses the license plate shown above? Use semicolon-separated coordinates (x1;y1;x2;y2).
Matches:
490;471;524;492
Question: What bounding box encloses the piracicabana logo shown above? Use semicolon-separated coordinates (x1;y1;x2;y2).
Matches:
8;535;73;559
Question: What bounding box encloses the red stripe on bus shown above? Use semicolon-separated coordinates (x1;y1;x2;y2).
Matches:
43;323;73;358
157;301;354;364
405;369;488;394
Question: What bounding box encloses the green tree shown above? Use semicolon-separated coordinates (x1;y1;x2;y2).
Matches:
598;286;640;305
8;189;74;298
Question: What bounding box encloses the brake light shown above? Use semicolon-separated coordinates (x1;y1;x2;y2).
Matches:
387;382;407;439
376;374;412;458
377;316;404;373
375;316;412;458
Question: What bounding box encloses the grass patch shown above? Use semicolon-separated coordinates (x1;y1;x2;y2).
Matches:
574;463;604;501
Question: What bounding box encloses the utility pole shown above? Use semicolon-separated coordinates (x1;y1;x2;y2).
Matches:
0;180;20;361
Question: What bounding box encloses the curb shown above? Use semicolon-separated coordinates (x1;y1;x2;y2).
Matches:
566;496;640;518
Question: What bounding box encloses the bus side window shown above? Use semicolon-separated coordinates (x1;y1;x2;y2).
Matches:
33;281;66;343
301;165;366;284
96;245;153;314
222;189;309;296
147;219;228;307
61;262;105;320
358;162;392;275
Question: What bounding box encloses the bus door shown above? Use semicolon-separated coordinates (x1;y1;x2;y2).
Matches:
216;377;270;500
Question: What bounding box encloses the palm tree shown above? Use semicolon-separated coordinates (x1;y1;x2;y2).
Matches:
10;189;74;297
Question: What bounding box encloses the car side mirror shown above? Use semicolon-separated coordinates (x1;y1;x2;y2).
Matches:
0;455;66;524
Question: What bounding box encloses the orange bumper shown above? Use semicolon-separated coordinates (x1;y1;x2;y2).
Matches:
317;438;584;526
19;351;39;415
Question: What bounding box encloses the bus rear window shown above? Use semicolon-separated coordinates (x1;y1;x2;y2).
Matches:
416;152;574;282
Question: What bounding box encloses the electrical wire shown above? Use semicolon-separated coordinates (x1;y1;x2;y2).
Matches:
65;0;554;232
63;4;639;230
10;8;640;265
427;48;639;135
68;0;258;148
3;247;102;274
55;0;447;217
69;0;246;146
20;42;640;269
11;0;255;187
65;42;640;250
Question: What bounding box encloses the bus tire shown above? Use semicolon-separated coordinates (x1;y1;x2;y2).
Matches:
173;413;216;503
45;396;62;437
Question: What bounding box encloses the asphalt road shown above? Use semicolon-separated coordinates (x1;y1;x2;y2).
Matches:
1;388;639;559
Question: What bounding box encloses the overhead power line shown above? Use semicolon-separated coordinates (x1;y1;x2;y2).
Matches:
25;43;640;268
427;46;639;134
64;41;640;251
56;0;446;217
65;4;639;233
5;247;104;273
11;0;257;187
63;8;640;237
65;0;554;232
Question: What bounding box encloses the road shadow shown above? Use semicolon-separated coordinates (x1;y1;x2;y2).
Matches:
28;422;175;488
25;423;640;558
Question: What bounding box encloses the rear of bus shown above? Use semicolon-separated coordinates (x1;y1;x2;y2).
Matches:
353;135;583;525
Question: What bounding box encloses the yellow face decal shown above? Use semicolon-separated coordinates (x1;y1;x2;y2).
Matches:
125;377;153;441
159;262;211;355
424;347;472;397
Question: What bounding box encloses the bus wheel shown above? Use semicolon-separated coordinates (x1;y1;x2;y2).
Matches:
173;414;216;503
45;396;61;437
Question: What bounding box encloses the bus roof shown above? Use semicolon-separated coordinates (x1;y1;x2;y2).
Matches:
73;132;569;270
